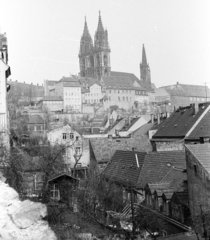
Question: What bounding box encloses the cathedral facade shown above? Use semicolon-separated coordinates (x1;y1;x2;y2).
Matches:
78;12;111;79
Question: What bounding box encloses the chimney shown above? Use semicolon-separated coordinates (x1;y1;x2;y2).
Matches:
150;114;154;124
128;117;132;125
157;113;160;124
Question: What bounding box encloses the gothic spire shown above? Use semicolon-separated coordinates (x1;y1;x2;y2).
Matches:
96;11;104;33
142;44;147;65
82;16;91;38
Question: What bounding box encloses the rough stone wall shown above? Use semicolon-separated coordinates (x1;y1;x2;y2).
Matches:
186;149;210;218
0;176;56;240
156;141;184;151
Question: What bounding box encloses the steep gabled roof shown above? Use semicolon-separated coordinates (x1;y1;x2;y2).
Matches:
111;71;141;85
137;151;186;189
103;150;147;187
180;84;210;97
90;135;152;163
185;144;210;174
186;110;210;140
152;103;210;139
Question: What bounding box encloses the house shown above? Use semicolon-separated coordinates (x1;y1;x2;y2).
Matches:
26;115;46;137
38;96;63;112
90;135;152;172
137;151;186;190
118;115;151;137
48;76;82;113
0;33;11;149
47;124;90;172
151;102;210;151
185;109;210;144
185;144;210;219
79;77;105;105
48;172;78;208
101;75;148;110
102;150;147;206
155;82;210;110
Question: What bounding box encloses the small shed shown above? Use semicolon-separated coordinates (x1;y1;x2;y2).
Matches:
48;173;79;207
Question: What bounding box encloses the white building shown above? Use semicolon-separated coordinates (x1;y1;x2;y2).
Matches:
102;76;148;110
80;78;105;105
0;33;11;149
47;125;90;169
48;77;82;113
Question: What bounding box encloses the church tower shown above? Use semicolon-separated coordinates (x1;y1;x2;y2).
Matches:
93;11;111;79
140;44;151;90
78;12;111;79
79;17;94;78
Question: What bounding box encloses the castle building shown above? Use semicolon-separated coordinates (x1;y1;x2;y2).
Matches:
78;12;111;79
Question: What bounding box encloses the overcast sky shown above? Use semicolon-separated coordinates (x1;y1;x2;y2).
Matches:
1;0;210;88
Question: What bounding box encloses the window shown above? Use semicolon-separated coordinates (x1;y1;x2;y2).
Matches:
110;90;111;93
75;146;81;155
194;165;197;175
109;96;111;101
70;133;74;140
118;96;121;101
50;184;60;201
63;133;67;140
162;230;167;237
34;126;37;131
76;136;79;141
123;97;125;101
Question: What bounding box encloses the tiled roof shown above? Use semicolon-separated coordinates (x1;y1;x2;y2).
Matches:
164;86;186;96
90;135;152;163
152;103;210;139
137;151;186;188
45;80;58;86
186;110;210;139
111;71;141;84
79;77;102;88
162;83;210;97
160;168;187;192
42;96;63;101
59;76;77;82
180;84;210;97
103;150;147;187
104;118;124;134
102;76;145;91
120;117;140;131
63;81;81;87
185;144;210;173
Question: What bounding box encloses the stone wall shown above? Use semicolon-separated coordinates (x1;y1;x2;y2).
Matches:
156;141;184;151
186;148;210;218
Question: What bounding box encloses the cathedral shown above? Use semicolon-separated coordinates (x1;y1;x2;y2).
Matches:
78;12;111;79
78;12;154;92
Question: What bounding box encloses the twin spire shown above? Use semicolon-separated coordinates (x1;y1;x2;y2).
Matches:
82;11;105;38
